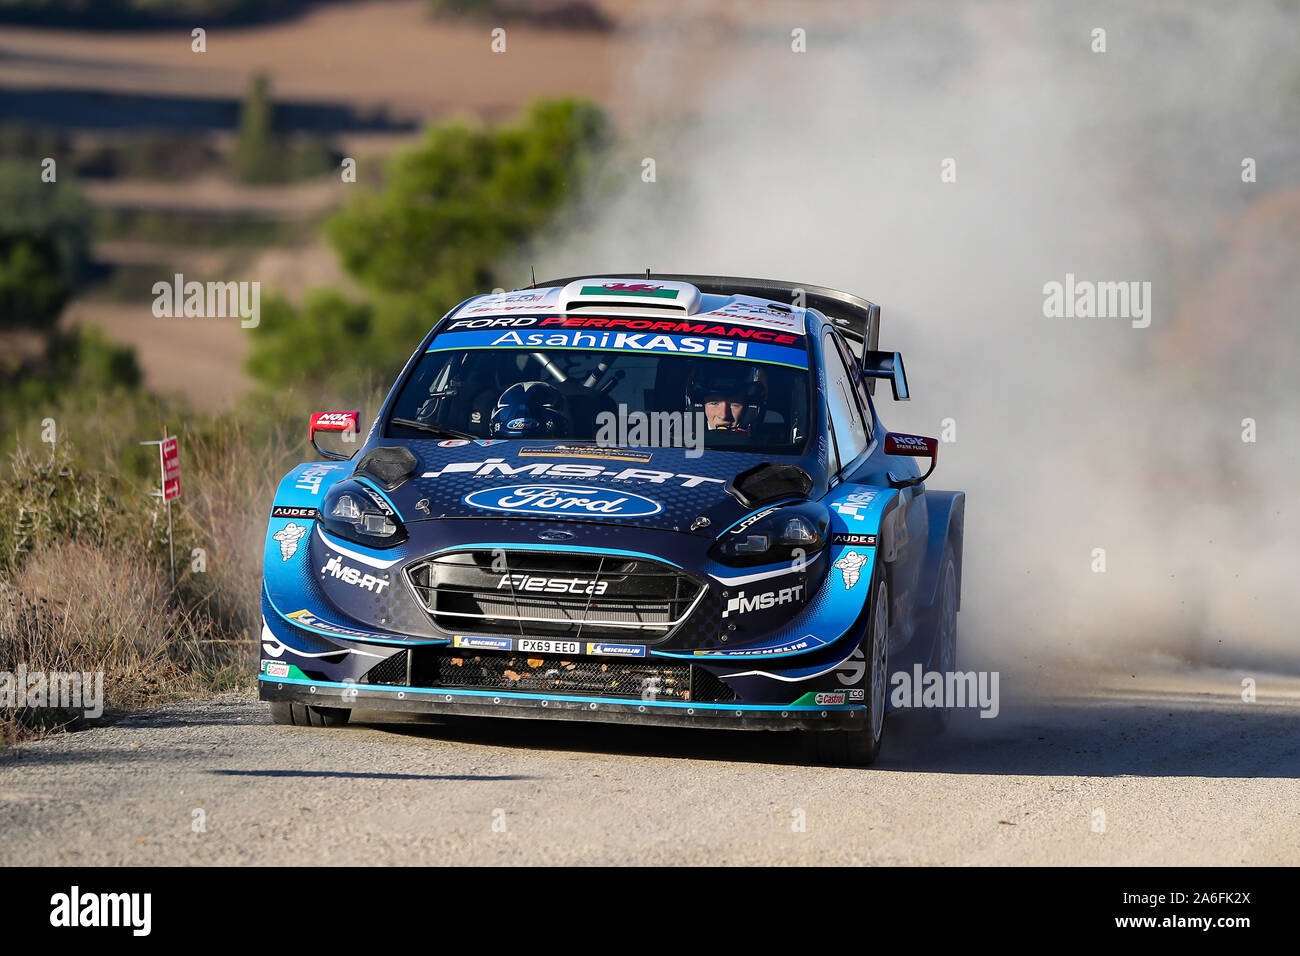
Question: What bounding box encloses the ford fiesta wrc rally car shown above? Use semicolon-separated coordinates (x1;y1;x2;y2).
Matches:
259;274;965;765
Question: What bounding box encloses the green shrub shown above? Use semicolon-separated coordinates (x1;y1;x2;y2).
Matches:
232;74;343;185
0;326;156;480
244;290;377;390
0;161;90;330
0;234;70;330
234;73;278;185
329;98;606;298
94;207;310;247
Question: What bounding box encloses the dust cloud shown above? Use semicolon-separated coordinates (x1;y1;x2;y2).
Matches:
536;1;1300;678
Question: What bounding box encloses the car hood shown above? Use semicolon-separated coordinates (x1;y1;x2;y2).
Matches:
370;439;813;535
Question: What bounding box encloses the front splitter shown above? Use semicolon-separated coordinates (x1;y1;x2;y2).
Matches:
260;676;867;732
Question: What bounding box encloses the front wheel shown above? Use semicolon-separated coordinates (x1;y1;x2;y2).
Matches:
269;701;351;727
918;545;959;734
811;574;888;767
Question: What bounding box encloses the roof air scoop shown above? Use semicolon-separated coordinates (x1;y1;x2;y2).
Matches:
558;278;702;315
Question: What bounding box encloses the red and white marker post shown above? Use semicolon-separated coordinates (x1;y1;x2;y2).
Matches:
140;432;181;585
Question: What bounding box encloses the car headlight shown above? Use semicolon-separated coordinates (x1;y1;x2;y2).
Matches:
709;502;828;567
321;480;407;548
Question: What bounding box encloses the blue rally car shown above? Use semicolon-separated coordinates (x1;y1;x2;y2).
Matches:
259;274;964;765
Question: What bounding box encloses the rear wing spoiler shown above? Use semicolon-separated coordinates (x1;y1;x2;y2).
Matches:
534;272;907;398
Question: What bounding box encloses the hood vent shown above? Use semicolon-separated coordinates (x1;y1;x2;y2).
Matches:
355;446;418;491
726;462;814;508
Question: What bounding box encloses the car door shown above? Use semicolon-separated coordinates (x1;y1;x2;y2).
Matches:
824;331;928;647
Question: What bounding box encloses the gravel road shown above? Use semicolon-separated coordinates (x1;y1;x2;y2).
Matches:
3;665;1297;865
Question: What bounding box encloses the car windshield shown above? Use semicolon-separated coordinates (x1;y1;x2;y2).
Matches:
386;324;812;454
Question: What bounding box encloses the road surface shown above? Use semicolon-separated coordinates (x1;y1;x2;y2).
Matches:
2;665;1297;865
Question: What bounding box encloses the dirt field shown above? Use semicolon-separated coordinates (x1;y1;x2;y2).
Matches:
0;0;802;125
61;301;254;407
5;0;826;411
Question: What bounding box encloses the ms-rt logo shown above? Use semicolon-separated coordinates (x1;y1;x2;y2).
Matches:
723;584;805;618
50;886;151;936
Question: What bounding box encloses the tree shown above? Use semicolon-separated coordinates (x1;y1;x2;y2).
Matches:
234;73;278;184
0;160;90;331
245;98;608;386
327;98;607;300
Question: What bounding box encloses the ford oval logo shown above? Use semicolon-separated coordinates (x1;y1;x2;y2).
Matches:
464;484;663;518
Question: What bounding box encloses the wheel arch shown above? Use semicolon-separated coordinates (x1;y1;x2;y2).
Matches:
916;490;965;611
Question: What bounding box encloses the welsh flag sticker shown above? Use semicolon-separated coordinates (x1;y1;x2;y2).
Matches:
581;282;680;299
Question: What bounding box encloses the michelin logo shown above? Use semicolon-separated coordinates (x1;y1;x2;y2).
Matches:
723;585;805;618
833;551;868;589
585;642;647;658
454;636;513;651
695;635;824;657
272;522;308;560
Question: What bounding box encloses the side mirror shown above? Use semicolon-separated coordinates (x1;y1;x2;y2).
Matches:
309;411;360;461
884;432;937;488
861;350;910;401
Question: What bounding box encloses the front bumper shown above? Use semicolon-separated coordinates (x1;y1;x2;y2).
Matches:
260;673;868;732
259;520;878;729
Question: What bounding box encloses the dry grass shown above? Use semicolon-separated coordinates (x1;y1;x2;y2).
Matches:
0;383;382;744
0;543;201;742
172;413;301;649
0;431;284;743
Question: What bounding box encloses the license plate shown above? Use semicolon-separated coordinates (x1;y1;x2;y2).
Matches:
518;639;580;655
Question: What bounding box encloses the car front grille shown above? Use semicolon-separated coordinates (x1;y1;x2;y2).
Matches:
361;650;409;686
404;549;706;641
359;646;735;703
426;652;691;699
420;650;733;703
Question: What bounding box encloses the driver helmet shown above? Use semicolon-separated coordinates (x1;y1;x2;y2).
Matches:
490;381;569;438
685;363;768;433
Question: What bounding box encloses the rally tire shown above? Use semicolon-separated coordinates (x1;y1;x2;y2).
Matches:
918;544;959;734
269;701;351;727
811;573;888;767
